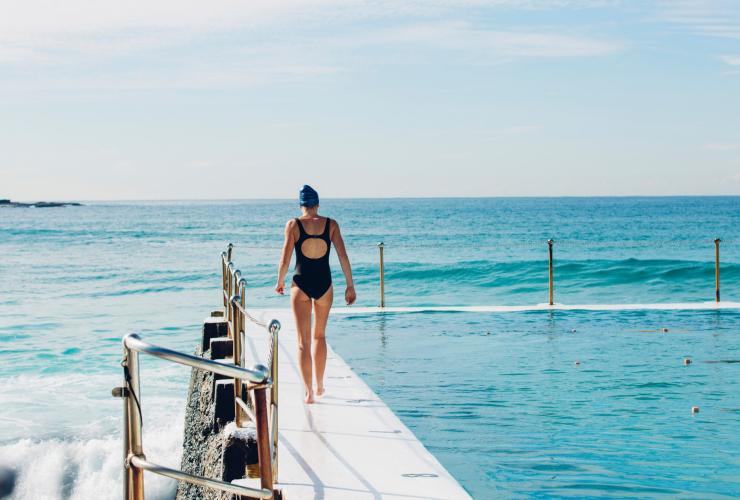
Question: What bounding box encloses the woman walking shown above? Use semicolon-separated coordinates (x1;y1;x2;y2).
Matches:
276;185;356;403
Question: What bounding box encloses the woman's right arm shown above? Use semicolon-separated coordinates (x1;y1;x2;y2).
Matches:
275;220;295;295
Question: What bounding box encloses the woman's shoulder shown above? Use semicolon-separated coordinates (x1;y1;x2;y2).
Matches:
327;217;340;237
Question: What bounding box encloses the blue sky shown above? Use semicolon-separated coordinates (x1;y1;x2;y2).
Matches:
1;0;739;200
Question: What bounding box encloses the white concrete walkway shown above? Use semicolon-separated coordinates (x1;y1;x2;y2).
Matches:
235;310;471;500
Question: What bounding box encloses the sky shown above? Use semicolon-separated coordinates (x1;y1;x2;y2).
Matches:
1;0;739;200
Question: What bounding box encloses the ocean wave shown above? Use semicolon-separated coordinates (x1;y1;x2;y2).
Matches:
65;285;187;298
0;430;180;500
375;259;740;287
0;369;187;499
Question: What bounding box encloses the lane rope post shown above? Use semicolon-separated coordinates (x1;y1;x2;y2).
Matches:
548;239;554;306
715;238;721;302
378;242;385;308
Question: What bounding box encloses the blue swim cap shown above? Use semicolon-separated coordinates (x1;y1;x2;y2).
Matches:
299;185;319;207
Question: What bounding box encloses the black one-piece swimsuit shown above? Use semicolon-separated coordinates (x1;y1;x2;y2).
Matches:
292;217;332;299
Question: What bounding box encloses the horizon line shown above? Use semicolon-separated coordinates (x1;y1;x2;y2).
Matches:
5;194;740;203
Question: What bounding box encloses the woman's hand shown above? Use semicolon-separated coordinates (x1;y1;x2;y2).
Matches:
275;282;285;295
345;285;356;306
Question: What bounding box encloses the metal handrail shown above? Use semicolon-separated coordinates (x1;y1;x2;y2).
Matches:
124;334;269;382
129;456;272;499
118;243;280;500
119;332;276;499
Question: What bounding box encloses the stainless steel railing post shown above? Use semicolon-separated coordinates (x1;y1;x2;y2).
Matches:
378;242;385;308
269;319;281;483
238;278;247;368
231;294;244;427
715;238;721;302
547;239;554;306
221;252;228;310
124;343;144;500
122;349;130;500
253;387;274;493
227;262;235;323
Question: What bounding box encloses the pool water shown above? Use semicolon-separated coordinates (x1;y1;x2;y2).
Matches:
329;309;740;498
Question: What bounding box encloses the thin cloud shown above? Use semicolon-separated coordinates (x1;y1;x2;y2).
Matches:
0;1;623;64
720;55;740;65
373;21;622;58
704;143;738;151
0;1;621;41
1;62;342;92
0;1;624;90
0;44;42;63
657;0;740;39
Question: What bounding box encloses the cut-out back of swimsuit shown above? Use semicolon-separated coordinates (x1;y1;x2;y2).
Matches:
293;217;332;299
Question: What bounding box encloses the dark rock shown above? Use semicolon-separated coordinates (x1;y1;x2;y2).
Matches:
0;466;16;498
221;423;258;482
202;317;228;352
32;201;82;208
212;371;230;397
210;337;233;360
214;380;235;428
0;199;82;208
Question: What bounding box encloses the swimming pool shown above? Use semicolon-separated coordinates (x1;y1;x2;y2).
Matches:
329;309;740;498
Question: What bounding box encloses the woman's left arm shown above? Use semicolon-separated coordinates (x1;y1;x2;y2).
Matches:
331;220;356;305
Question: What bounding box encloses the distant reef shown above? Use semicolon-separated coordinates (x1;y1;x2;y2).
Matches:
0;199;82;208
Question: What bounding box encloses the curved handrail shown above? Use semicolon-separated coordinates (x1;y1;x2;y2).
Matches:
120;243;279;499
123;333;270;383
129;456;272;499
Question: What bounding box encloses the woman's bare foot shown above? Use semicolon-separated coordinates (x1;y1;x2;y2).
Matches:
316;385;325;397
304;390;315;404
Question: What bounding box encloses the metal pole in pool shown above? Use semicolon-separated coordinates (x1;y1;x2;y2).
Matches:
715;238;721;302
548;239;554;306
378;242;385;308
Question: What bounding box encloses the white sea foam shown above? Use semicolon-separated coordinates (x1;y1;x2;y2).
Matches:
0;366;187;499
0;418;182;500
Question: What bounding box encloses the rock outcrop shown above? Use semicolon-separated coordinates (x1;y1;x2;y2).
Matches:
0;199;82;208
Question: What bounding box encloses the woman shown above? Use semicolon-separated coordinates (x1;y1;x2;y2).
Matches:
276;185;356;404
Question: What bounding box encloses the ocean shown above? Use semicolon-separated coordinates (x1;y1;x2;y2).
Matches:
0;197;738;498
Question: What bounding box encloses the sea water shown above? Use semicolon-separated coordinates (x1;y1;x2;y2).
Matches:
0;197;738;499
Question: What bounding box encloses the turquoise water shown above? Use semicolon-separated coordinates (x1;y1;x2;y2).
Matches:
0;197;738;498
330;310;740;498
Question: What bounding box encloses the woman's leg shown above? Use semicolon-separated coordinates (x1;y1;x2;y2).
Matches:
291;285;314;403
312;286;333;396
